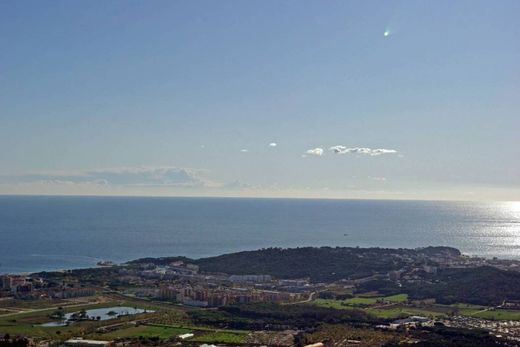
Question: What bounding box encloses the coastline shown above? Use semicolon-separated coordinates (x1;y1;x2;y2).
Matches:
0;245;500;277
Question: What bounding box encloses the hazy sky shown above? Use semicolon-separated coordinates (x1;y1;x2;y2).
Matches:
1;1;519;200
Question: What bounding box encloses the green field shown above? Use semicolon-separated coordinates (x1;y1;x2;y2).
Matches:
451;303;486;310
190;331;248;344
312;294;408;309
310;295;455;320
310;295;520;321
447;303;520;320
472;310;520;320
99;325;192;339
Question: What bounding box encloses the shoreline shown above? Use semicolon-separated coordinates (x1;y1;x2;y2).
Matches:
1;245;512;277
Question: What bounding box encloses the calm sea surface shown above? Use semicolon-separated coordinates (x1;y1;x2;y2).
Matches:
1;196;519;274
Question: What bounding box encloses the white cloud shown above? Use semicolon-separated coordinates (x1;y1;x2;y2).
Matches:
269;142;277;147
329;146;397;156
305;147;324;156
370;148;397;156
240;149;249;153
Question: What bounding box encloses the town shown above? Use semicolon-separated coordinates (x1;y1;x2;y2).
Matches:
2;246;520;346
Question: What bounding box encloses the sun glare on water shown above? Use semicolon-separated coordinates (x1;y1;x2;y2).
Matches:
506;201;520;218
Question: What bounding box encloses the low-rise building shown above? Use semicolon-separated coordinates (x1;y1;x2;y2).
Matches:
64;339;111;347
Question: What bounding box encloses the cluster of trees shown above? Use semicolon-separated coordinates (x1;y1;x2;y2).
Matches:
356;279;402;295
190;303;376;330
384;325;505;347
298;323;504;347
404;266;520;305
298;324;400;347
0;334;29;347
357;266;520;306
36;266;119;286
127;256;192;267
318;291;354;300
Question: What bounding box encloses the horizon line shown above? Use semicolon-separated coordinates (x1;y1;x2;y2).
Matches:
0;193;517;204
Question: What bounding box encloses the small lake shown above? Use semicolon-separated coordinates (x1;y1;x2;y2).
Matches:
41;306;152;327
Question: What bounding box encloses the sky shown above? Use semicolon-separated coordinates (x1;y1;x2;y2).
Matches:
0;0;519;200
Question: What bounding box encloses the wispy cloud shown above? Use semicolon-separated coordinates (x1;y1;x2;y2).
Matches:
269;142;277;147
329;146;397;156
0;167;209;187
221;180;255;190
240;149;249;153
305;148;324;156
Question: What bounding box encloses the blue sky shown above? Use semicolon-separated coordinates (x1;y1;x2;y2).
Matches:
1;1;519;200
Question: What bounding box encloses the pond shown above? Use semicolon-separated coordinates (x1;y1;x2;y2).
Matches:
41;306;152;327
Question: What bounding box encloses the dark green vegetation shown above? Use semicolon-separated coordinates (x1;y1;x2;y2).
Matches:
35;267;117;285
98;325;192;339
299;324;506;347
131;246;459;282
0;335;29;347
389;325;506;347
359;266;520;306
407;266;520;305
190;302;376;330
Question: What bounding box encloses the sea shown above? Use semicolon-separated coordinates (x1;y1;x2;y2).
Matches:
1;196;519;274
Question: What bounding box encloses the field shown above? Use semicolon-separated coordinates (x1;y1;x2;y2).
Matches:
95;322;250;344
0;296;171;340
310;294;456;319
0;294;252;344
311;297;520;321
312;293;408;309
190;331;249;344
452;304;520;321
97;325;192;339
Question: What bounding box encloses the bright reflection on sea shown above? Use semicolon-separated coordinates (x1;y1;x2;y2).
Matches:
463;201;520;259
505;201;520;217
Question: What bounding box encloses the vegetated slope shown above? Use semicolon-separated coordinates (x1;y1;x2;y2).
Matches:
194;247;415;282
405;266;520;305
127;246;459;283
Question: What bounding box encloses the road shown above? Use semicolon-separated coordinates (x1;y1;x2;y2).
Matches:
285;291;316;305
0;299;108;318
